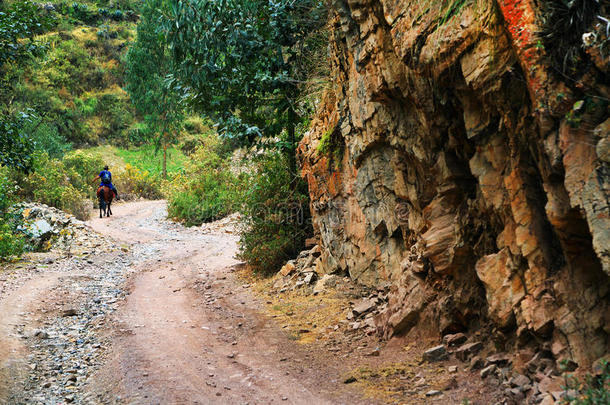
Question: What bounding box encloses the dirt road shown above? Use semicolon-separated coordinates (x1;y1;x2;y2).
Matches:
0;201;365;404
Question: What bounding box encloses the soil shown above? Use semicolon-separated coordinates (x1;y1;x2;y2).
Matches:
0;200;504;404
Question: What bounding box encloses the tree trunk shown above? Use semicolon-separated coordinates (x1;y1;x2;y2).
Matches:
162;139;167;180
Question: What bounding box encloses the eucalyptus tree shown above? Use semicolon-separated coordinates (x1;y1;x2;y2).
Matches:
163;0;327;178
124;0;184;179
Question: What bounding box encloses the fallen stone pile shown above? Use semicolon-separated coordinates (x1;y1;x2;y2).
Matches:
344;289;389;336
421;332;609;404
273;245;390;336
10;202;115;256
273;245;323;292
273;246;609;404
200;212;241;235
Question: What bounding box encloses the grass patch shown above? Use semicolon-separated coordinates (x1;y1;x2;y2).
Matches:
114;145;188;176
89;144;188;176
346;360;451;404
238;267;350;345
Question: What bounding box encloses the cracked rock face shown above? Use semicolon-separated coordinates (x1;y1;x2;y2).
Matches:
298;0;609;368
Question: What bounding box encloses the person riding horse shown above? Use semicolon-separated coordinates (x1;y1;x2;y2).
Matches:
92;165;120;200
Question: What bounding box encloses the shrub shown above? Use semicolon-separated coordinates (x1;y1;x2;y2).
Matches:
62;149;104;195
75;96;98;116
111;9;124;21
180;116;216;155
183;115;209;134
126;122;150;146
0;219;25;260
95;91;135;141
168;171;237;225
10;152;92;220
0;170;24;260
30;122;72;159
167;141;241;225
60;185;91;219
237;152;313;275
562;360;610;404
114;163;163;200
0;169;18;214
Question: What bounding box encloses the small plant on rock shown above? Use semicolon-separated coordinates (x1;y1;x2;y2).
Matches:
561;360;610;405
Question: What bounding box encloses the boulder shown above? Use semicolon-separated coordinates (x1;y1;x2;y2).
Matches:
352;298;376;317
279;262;296;277
442;332;467;347
423;345;448;362
454;342;483;362
485;353;510;367
480;364;497;379
313;274;338;295
509;374;531;388
539;394;555;405
469;356;485;370
30;219;53;239
62;308;78;317
303;272;315;285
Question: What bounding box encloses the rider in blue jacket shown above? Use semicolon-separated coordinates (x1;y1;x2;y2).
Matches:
92;165;120;199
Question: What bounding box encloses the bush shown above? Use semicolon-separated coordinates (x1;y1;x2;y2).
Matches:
62;149;104;196
183;115;209;134
0;169;27;259
237;152;312;275
0;219;25;260
111;9;123;21
30;122;72;159
167;140;241;225
126;122;150;146
114;163;163;200
0;169;18;214
69;3;96;24
10;152;92;220
562;360;610;404
75;96;98;116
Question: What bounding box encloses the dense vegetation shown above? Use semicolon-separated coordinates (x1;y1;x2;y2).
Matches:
160;0;326;273
0;0;326;275
0;0;157;258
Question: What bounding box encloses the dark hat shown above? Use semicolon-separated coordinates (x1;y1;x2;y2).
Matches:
104;165;109;170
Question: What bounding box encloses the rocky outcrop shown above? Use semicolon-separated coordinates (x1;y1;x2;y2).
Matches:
298;0;610;369
10;203;113;255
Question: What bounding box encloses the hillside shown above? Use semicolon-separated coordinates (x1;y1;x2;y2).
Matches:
12;1;139;151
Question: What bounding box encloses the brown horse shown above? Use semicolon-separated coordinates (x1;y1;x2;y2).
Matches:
97;186;114;218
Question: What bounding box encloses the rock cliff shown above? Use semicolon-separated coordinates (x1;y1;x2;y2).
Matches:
298;0;610;369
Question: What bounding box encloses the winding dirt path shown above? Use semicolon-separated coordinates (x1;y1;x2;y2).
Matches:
0;201;510;405
85;200;365;404
0;201;366;404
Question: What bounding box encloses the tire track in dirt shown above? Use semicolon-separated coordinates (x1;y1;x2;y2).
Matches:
1;200;368;404
87;200;367;404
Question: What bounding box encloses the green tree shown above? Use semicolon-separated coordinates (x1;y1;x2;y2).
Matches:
0;0;53;172
124;0;184;179
162;0;323;272
163;0;327;178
